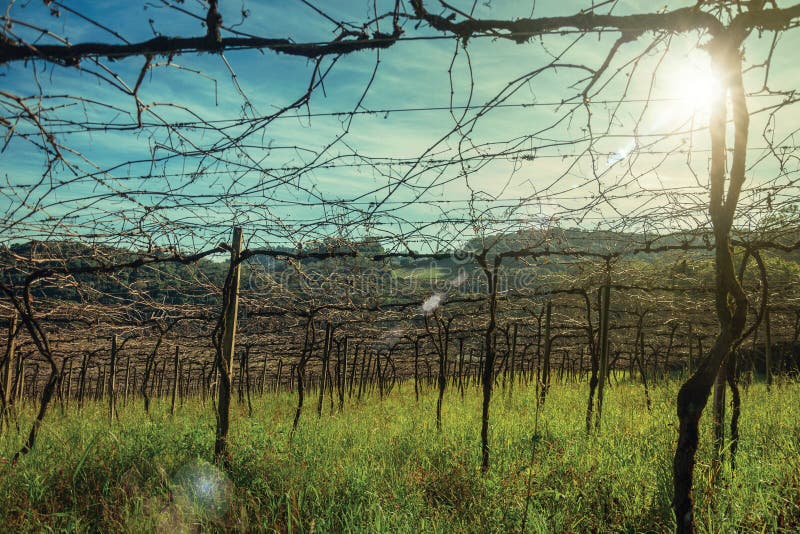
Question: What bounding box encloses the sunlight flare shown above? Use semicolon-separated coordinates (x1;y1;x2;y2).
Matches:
667;50;720;115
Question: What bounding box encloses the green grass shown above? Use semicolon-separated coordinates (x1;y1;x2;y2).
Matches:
1;378;798;532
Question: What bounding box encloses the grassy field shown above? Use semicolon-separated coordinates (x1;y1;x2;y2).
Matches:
0;378;798;533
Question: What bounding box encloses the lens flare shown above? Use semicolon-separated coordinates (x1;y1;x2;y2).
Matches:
668;50;718;113
607;50;719;167
172;460;232;521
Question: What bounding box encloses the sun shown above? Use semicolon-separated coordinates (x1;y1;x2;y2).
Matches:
665;50;720;116
606;50;721;166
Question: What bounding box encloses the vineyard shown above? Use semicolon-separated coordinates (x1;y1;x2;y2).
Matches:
1;1;800;532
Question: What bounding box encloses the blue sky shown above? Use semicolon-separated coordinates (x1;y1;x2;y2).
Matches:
1;1;799;253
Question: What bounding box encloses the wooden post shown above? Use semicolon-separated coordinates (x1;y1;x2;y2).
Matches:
539;301;552;405
3;313;17;408
458;337;466;401
78;352;88;408
327;354;335;414
237;348;245;404
1;312;16;428
638;327;651;411
259;355;268;395
157;361;165;399
595;285;610;430
764;305;772;390
375;350;384;400
698;337;703;369
171;345;180;415
508;323;517;398
65;358;73;408
29;364;39;399
687;323;694;375
108;340;119;422
477;346;484;387
131;368;138;400
97;365;105;401
182;363;189;403
215;226;242;465
348;342;359;398
413;337;420;403
317;323;331;417
534;309;543;387
153;364;159;400
712;353;727;478
199;364;208;402
108;335;118;422
17;359;25;405
210;358;218;402
123;355;130;406
338;336;347;412
357;350;368;402
244;346;253;417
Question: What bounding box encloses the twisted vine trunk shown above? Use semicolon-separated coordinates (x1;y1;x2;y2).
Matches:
141;330;168;414
0;288;61;462
583;290;599;433
317;323;332;417
539;301;552;406
595;284;611;431
292;318;314;433
214;227;242;466
426;314;450;432
672;32;749;533
478;254;500;472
